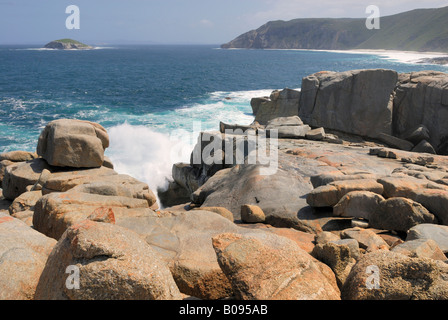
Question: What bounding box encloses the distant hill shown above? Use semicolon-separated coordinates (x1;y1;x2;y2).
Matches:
221;6;448;52
44;39;93;50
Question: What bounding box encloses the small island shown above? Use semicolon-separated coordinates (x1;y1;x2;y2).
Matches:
44;39;93;50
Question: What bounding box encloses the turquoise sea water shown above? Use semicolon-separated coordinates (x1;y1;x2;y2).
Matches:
1;44;447;191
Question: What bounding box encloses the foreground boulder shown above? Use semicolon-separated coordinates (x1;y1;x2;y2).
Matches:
34;220;181;300
2;158;52;200
0;213;56;300
37;119;109;168
342;250;448;300
212;233;341;300
119;210;273;300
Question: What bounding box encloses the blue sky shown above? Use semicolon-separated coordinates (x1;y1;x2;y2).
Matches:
1;0;447;45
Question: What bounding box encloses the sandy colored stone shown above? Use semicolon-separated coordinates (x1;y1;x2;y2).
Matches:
392;239;446;261
195;206;234;222
341;228;389;250
307;179;384;208
34;220;181;300
0;213;56;300
241;204;266;223
342;250;448;300
212;233;341;300
37;119;109;168
33;191;157;240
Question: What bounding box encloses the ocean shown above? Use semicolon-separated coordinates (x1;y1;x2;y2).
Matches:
1;44;447;193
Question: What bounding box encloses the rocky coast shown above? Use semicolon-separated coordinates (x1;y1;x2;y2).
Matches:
1;68;448;300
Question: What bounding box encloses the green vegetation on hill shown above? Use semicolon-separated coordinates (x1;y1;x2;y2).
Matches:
222;6;448;52
54;39;89;46
44;39;92;50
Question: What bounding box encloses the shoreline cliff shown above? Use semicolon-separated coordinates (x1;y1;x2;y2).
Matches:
222;6;448;53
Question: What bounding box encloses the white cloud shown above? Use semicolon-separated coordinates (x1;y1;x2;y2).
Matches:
199;19;214;28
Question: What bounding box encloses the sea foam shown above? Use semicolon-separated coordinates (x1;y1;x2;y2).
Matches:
105;88;275;207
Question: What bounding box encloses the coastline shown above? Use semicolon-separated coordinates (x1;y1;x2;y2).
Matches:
258;48;448;66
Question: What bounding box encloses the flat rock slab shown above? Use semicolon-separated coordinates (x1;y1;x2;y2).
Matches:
33;191;156;240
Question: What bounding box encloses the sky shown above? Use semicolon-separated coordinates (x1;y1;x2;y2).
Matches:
1;0;447;45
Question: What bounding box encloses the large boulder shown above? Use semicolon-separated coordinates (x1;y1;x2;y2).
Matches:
377;133;414;151
393;71;448;155
342;250;448;300
412;189;448;226
34;220;181;300
369;197;438;232
0;213;56;300
212;233;341;300
37;119;109;168
333;191;384;219
299;69;398;139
